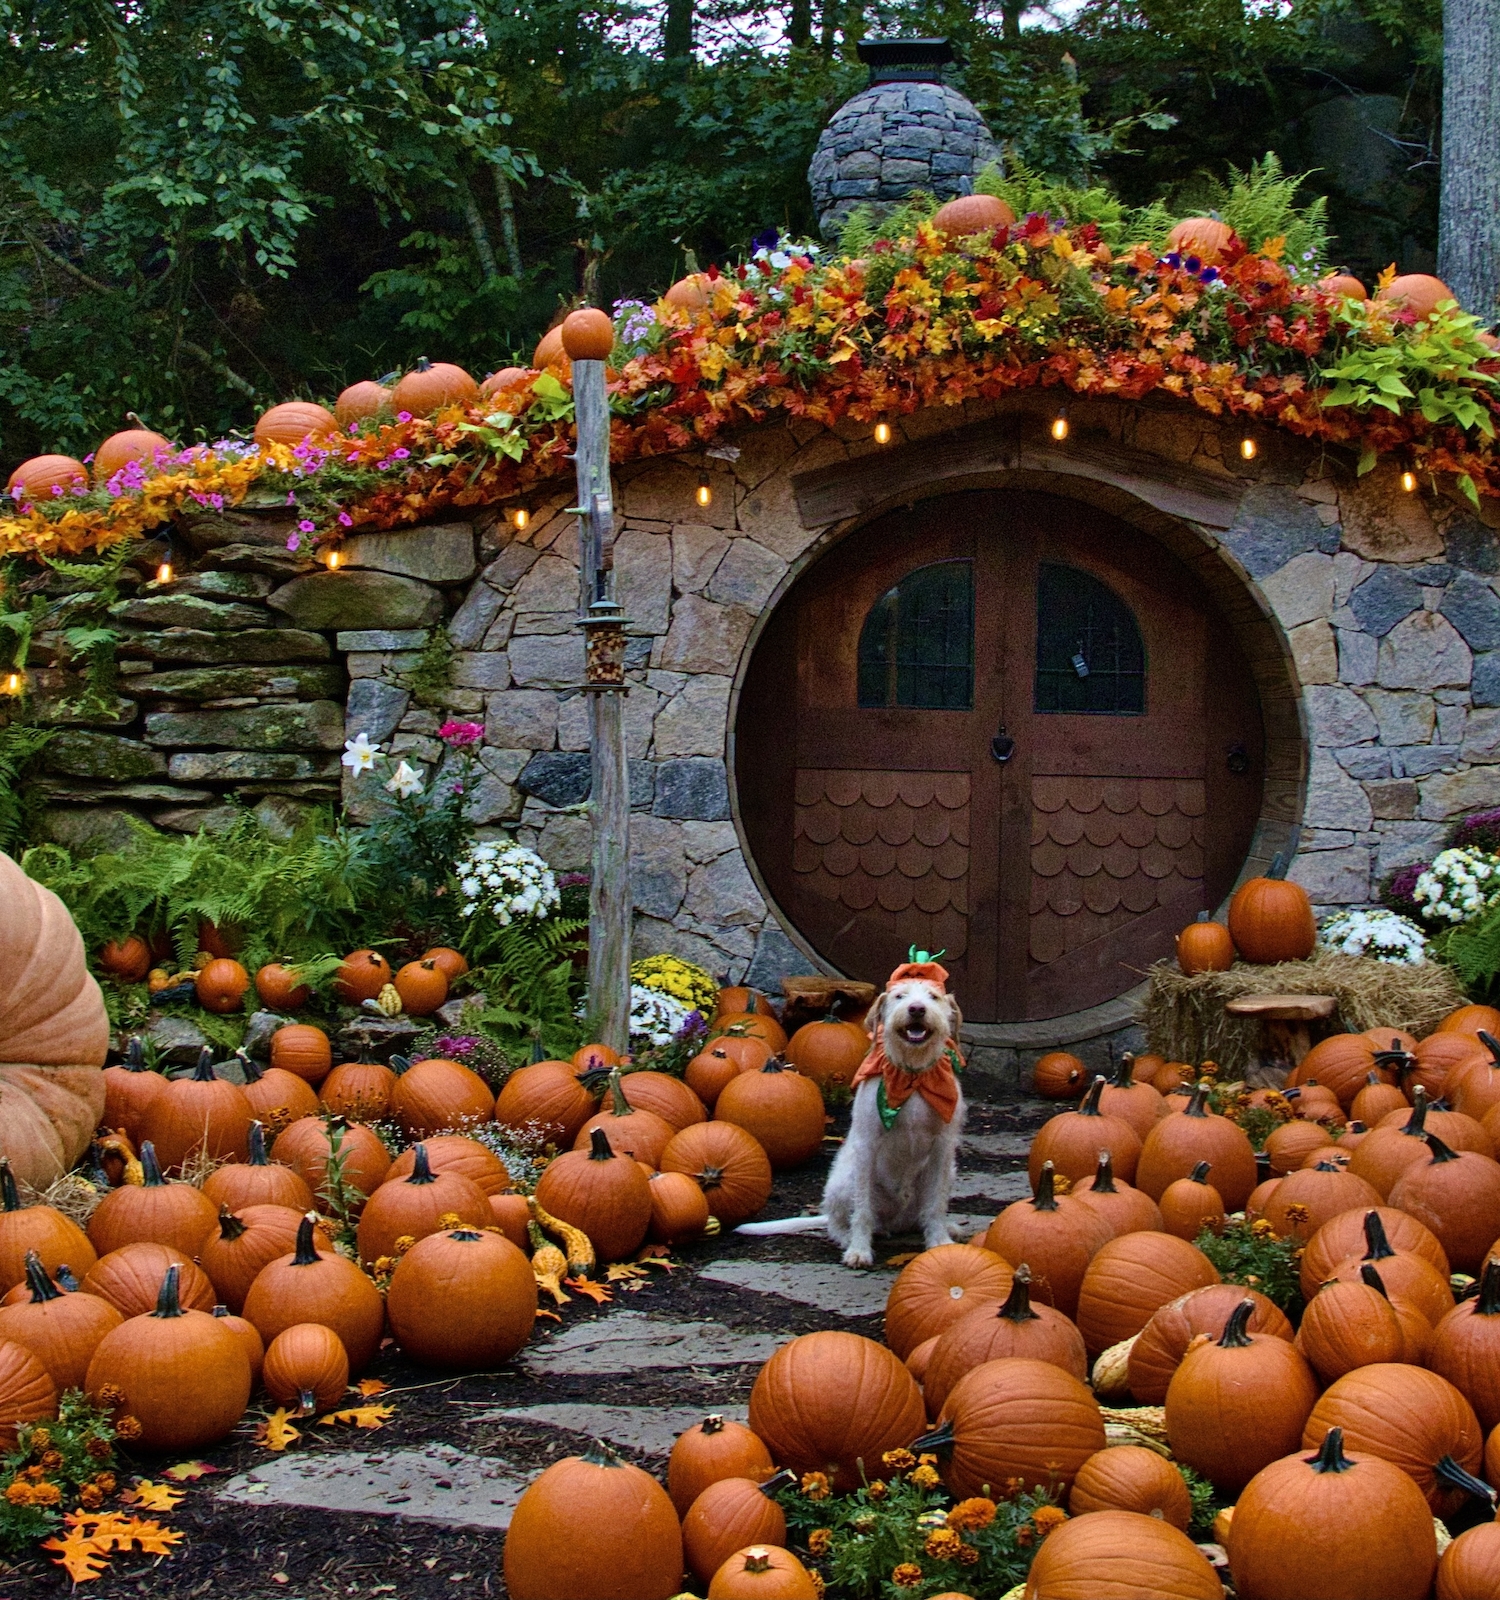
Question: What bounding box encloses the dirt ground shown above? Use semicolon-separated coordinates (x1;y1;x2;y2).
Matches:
1;1099;1050;1599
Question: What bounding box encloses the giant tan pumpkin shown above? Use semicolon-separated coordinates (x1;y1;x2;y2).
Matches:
0;853;109;1188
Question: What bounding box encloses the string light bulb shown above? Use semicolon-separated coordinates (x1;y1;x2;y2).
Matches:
1240;436;1258;461
324;545;345;571
1401;469;1418;493
155;558;173;584
513;506;530;531
873;421;892;446
696;473;712;509
2;670;24;697
1050;410;1070;442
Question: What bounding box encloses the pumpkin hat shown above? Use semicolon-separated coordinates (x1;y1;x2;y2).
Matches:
887;946;950;993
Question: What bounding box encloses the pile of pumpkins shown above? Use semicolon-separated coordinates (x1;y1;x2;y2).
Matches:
1168;859;1318;979
501;996;1500;1600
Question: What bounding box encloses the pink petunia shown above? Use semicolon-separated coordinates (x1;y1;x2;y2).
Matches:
438;720;484;747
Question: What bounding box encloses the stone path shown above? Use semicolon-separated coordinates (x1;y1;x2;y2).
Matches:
698;1259;892;1317
522;1312;787;1374
484;1403;749;1456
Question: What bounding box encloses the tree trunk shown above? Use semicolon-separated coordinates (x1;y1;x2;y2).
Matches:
1002;0;1024;40
789;0;812;48
664;0;693;59
462;185;499;282
491;166;525;279
1439;0;1500;316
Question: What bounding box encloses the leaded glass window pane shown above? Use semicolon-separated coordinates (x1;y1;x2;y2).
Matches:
1034;562;1146;715
857;560;974;709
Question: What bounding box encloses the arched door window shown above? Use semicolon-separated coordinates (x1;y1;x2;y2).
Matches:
1034;562;1146;715
857;559;974;709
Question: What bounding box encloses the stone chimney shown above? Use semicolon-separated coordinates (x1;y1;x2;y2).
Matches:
808;39;998;239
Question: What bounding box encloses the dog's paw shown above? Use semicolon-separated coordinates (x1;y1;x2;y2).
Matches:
842;1245;875;1269
924;1227;959;1250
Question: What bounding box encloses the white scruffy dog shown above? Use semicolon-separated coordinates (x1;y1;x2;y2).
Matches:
739;965;966;1268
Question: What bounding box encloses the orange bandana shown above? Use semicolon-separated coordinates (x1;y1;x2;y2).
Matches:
852;1037;964;1128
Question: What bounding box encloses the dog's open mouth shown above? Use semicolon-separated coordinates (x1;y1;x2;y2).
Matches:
898;1021;934;1045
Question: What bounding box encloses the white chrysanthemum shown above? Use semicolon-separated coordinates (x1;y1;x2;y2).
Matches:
1320;907;1428;965
1413;849;1500;926
452;838;559;926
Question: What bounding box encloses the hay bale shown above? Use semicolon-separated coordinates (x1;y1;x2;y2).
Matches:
1139;954;1467;1079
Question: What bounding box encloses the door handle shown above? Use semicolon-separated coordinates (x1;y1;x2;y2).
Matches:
991;725;1015;764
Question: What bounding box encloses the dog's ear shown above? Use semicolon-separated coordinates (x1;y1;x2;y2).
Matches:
939;991;962;1042
864;989;886;1040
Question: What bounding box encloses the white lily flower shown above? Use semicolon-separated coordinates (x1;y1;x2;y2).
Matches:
341;732;379;774
385;759;424;798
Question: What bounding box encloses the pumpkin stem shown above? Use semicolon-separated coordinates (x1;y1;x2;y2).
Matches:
213;1303;230;1317
1480;1031;1500;1066
192;1046;217;1082
217;1209;248;1242
741;1549;774;1574
1077;1076;1107;1117
152;1264;185;1319
1109;1054;1136;1090
1347;1120;1367;1135
407;1144;437;1185
1476;1258;1500;1316
140;1142;167;1187
587;1127;617;1162
1401;1088;1430;1138
292;1214;321;1266
1217;1298;1257;1347
296;1388;317;1417
1434;1453;1498;1506
23;1251;60;1304
700;1415;726;1435
581;1438;625;1468
447;1228;483;1241
1183;1084;1212;1118
1359;1263;1390;1299
1032;1162;1059;1212
0;1161;17;1213
390;1054;413;1078
415;356;432;371
1188;1160;1213;1184
910;1419;955;1453
1362;1210;1395;1262
998;1264;1039;1323
248;1122;270;1166
124;1036;150;1072
1424;1131;1462;1165
1307;1427;1355;1474
606;1068;633;1118
1090;1150;1118;1193
758;1468;798;1498
240;1053;265;1084
761;1058;787;1075
1373;1045;1416;1074
528;1035;545;1065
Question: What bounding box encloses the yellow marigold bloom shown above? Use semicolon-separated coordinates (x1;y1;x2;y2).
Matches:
1033;1505;1069;1535
28;1481;61;1506
29;1428;51;1450
924;1528;964;1560
868;1480;888;1500
1250;1218;1276;1238
947;1497;997;1531
1283;1202;1312;1224
92;1473;116;1494
114;1416;143;1441
908;1464;941;1490
891;1564;925;1589
807;1529;833;1557
5;1482;33;1506
801;1471;831;1501
882;1448;916;1472
78;1483;105;1510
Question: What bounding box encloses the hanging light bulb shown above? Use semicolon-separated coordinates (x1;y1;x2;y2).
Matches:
696;473;712;509
1401;469;1418;493
2;669;24;697
324;544;345;571
513;506;530;531
1050;409;1070;442
155;557;173;584
1240;436;1258;461
873;421;892;446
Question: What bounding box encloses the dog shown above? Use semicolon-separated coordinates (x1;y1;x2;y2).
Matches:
738;960;966;1268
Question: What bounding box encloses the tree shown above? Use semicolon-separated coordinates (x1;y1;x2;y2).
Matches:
1438;0;1500;314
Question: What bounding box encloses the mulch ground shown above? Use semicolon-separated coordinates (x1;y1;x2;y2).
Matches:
1;1099;1050;1599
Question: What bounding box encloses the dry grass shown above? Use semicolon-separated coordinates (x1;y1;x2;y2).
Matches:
1140;954;1468;1078
24;1171;106;1228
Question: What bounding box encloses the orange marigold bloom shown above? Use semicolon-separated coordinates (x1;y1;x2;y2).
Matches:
807;1529;833;1557
924;1528;964;1560
39;1450;62;1471
27;1481;60;1506
28;1428;51;1450
114;1416;143;1441
97;1385;127;1408
891;1564;925;1589
800;1471;830;1501
78;1483;105;1510
881;1448;916;1472
957;1542;980;1566
1033;1505;1069;1535
908;1464;941;1490
5;1482;34;1506
92;1473;116;1494
947;1497;997;1531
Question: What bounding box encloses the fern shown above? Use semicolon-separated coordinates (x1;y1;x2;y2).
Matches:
1170;154;1332;272
1437;908;1500;1001
974;159;1174;250
465;917;587;1059
0;723;55;854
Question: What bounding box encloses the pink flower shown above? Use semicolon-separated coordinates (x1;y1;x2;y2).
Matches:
286;533;301;552
338;511;353;527
438;720;484;747
286;491;297;505
298;519;316;533
397;411;412;423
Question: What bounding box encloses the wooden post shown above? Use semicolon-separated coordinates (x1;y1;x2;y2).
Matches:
573;355;631;1052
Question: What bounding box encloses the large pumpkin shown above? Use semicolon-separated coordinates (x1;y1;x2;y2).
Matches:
1028;1076;1142;1186
1068;1446;1193;1529
385;1226;536;1370
241;1215;385;1372
1126;1283;1292;1405
668;1414;774;1516
747;1330;925;1492
660;1121;773;1228
253;401;336;449
1299;1205;1449;1298
1227;864;1316;965
1075;1232;1220;1357
0;1250;122;1391
5;455;87;505
1025;1508;1223;1600
785;1015;868;1093
0;1337;57;1450
1426;1258;1500;1433
0;1161;97;1289
1438;1522;1500;1600
1135;1083;1257;1211
0;851;109;1189
883;1243;1013;1359
1070;1150;1164;1237
682;1478;789;1589
983;1162;1112;1319
1387;1133;1500;1274
503;1441;683;1600
533;1128;652;1261
715;1062;825;1169
931;193;1016;238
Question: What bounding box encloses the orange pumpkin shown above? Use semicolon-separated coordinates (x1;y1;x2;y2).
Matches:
931;193;1016;238
1167;216;1236;263
707;1545;817;1600
241;1215;385;1371
253;401;336;448
5;455;87;505
271;1116;392;1207
616;1070;707;1132
984;1162;1111;1319
333;381;391;427
1028;1075;1143;1185
390;357;478;416
660;1121;772;1227
1378;274;1456;321
334;949;392;1003
99;935;152;983
85;1141;218;1256
423;946;469;983
1318;273;1369;301
141;1049;252;1170
534;1128;653;1261
531;325;572;375
1128;1283;1292;1406
1176;914;1235;975
385;1225;536;1370
0;1249;122;1391
1032;1050;1087;1099
1136;1082;1258;1210
385;1133;510;1197
559;307;615;362
682;1478;789;1589
355;1143;491;1264
393;958;448;1017
263;1322;349;1414
318;1059;396;1122
1159;1161;1226;1240
1070;1150;1164;1237
195;958;250;1014
269;1024;332;1085
480;367;533;400
201;1123;314;1216
495;1060;598;1142
389;1054;494;1136
1030;1509;1222;1600
647;1170;712;1244
714;1062;824;1168
1068;1445;1193;1528
668;1414;774;1515
883;1243;1013;1359
1075;1232;1221;1357
255;962;310;1011
784;1015;868;1093
1227;861;1316;964
663;274;712;313
573;1071;675;1168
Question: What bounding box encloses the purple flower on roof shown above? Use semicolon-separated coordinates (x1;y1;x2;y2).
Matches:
397;411;412;424
286;533;301;553
391;447;410;460
286;491;297;505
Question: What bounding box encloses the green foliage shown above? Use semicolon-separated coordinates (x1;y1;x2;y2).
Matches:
975;160;1176;250
1179;155;1333;270
1195;1216;1305;1315
0;721;54;855
0;1390;121;1555
464;919;587;1061
1435;906;1500;1001
1177;1463;1221;1538
393;629;454;706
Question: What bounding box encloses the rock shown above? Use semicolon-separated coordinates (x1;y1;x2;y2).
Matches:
480;542;542;594
450;652;511;691
1361;689;1437;746
133;665;343;702
698;1260;891;1317
632;814;688;921
205;544;311;578
462;749;528;825
1304;751;1374;830
489;1404;747;1458
1307;685;1378;746
38;806;142;853
1289;620;1338;685
1395;746;1462;777
252;794;322;837
653;676;731;758
1377;821;1449;873
153;804;242;833
1461;708;1500;764
446;582;505;649
1444;512;1500;575
671;524;730;593
614;526;673;636
654;757;730;821
1377;610;1473;690
167;751;339;781
1367;779;1420;819
1420;767;1500;819
485;690;558;750
509;554;578;615
1440;572;1500;652
172;571;275;600
335;630;430;652
1337;628;1378;684
1348;567;1423;637
40;782;211;805
1475;652;1500;708
118;629;331;665
166;1054;247;1085
1287;846;1370;904
658;594;755;674
434;992;486;1031
241;1011;290;1060
268;571;443;631
1336;746;1393;780
145;701;345;751
685;850;765;926
622;461;734;530
706;538;786;612
110;594;268;631
178;505;302;552
1221;484;1340;580
518;751;590;807
522;1310;786;1375
344;678;410;746
43;731;167;779
337;1014;423;1061
526;809;591;871
142;1012;212;1068
1259;552;1335;629
507;632;584;688
345;523;476;584
1340;464;1445;561
30;693;137;729
630;758;656;810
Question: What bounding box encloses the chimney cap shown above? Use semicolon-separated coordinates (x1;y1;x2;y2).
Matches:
856;37;958;84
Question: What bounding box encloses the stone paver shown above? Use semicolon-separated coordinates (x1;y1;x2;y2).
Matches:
219;1444;524;1531
487;1403;747;1456
961;1132;1033;1159
523;1312;786;1375
951;1170;1031;1205
699;1259;893;1316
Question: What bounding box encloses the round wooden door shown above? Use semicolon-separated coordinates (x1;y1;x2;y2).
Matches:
736;489;1264;1023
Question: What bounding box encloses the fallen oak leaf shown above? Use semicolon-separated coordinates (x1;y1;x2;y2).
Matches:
121;1480;185;1512
162;1461;219;1481
604;1261;647;1281
356;1378;389;1398
318;1403;395;1430
253;1409;302;1451
41;1528;110;1583
564;1277;612;1304
62;1511;134;1547
122;1518;185;1557
534;1307;562;1322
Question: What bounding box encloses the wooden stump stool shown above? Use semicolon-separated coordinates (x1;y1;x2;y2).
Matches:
780;975;877;1035
1224;993;1339;1087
